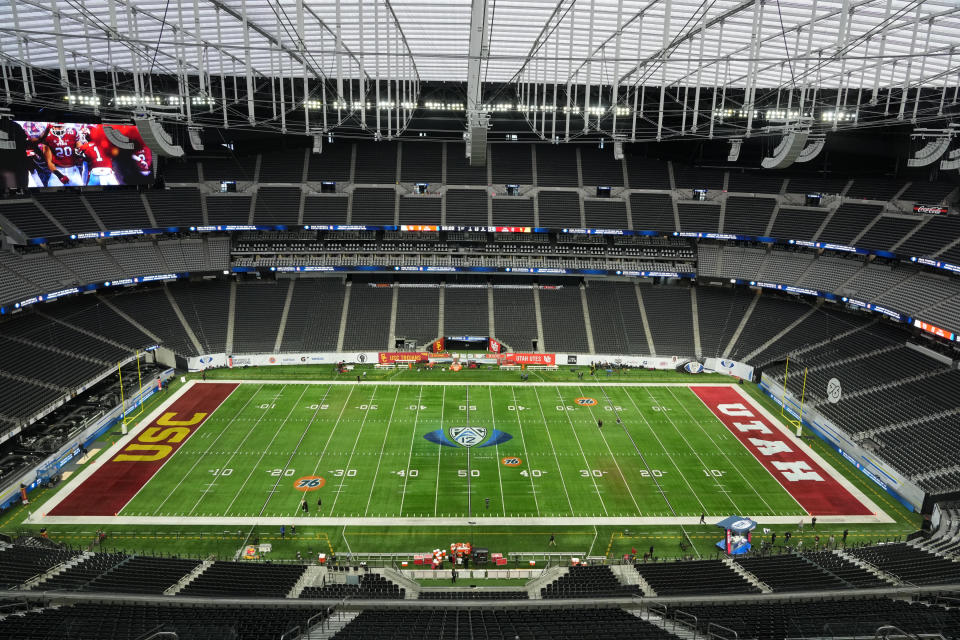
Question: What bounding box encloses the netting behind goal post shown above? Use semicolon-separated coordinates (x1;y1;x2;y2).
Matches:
781;356;808;437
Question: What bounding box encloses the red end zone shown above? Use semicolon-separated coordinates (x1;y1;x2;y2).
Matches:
691;386;872;516
49;383;238;517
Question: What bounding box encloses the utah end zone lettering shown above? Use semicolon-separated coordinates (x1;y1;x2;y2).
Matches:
692;386;872;516
49;383;238;517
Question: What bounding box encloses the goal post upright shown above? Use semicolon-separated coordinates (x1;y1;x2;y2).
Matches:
118;350;146;433
782;356;807;437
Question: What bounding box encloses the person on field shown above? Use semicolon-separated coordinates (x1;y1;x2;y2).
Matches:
317;496;322;510
280;525;285;540
301;498;309;514
699;513;706;525
548;534;556;547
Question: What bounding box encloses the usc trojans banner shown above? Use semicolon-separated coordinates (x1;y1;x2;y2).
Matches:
379;352;435;364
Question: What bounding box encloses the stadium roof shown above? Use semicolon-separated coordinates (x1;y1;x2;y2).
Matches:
3;0;959;90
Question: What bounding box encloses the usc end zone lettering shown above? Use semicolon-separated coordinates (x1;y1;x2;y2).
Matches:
114;412;207;462
691;386;872;516
49;382;239;517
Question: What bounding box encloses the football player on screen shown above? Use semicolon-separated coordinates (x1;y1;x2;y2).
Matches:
32;123;84;186
20;122;70;187
78;125;121;186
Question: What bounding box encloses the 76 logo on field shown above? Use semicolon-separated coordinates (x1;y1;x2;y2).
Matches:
293;475;325;491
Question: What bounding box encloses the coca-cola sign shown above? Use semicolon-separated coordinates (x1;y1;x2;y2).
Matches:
912;204;949;215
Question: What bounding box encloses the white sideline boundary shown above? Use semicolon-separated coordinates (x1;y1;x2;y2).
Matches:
28;380;894;526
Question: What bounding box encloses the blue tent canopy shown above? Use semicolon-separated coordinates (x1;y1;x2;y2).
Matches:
715;516;758;534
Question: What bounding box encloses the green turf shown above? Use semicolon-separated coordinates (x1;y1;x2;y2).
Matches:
120;382;803;519
1;367;921;563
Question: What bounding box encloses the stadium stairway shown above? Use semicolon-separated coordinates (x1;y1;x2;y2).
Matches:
380;567;420;599
833;550;902;587
99;297;162;346
721;290;759;358
163;285;205;354
163;558;215;595
579;284;597;354
742;304;819;363
288;565;328;598
610;564;656;596
306;609;361;640
24;550;93;590
722;557;772;593
634;610;698;640
525;566;568;599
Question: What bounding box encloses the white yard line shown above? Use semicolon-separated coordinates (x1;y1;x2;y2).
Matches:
222;386;309;515
32;514;892;527
363;386;402;516
433;386;446;517
154;385;264;516
487;386;506;516
509;387;548;516
638;386;743;514
616;386;710;516
212;380;723;387
306;386;357;485
188;388;284;516
527;388;577;516
575;384;642;516
328;386;380;516
256;384;336;516
398;386;424;516
672;387;781;515
547;386;608;516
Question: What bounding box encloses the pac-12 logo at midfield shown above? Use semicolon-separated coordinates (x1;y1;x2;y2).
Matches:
450;426;486;448
423;426;513;448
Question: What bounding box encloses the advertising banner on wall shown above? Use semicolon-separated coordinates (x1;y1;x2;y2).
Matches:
498;353;557;366
703;358;755;381
378;352;433;364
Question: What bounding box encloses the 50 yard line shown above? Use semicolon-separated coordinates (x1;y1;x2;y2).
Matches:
433;386;446;516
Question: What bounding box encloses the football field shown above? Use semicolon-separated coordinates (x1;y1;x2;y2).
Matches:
39;380;888;525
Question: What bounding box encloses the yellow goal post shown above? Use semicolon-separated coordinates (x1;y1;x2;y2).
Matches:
118;351;146;432
781;356;807;437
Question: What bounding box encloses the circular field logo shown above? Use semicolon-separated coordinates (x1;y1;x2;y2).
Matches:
501;457;522;467
575;397;598;406
293;475;325;491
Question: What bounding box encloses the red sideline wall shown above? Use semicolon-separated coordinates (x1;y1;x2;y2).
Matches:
50;383;238;517
692;386;872;516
